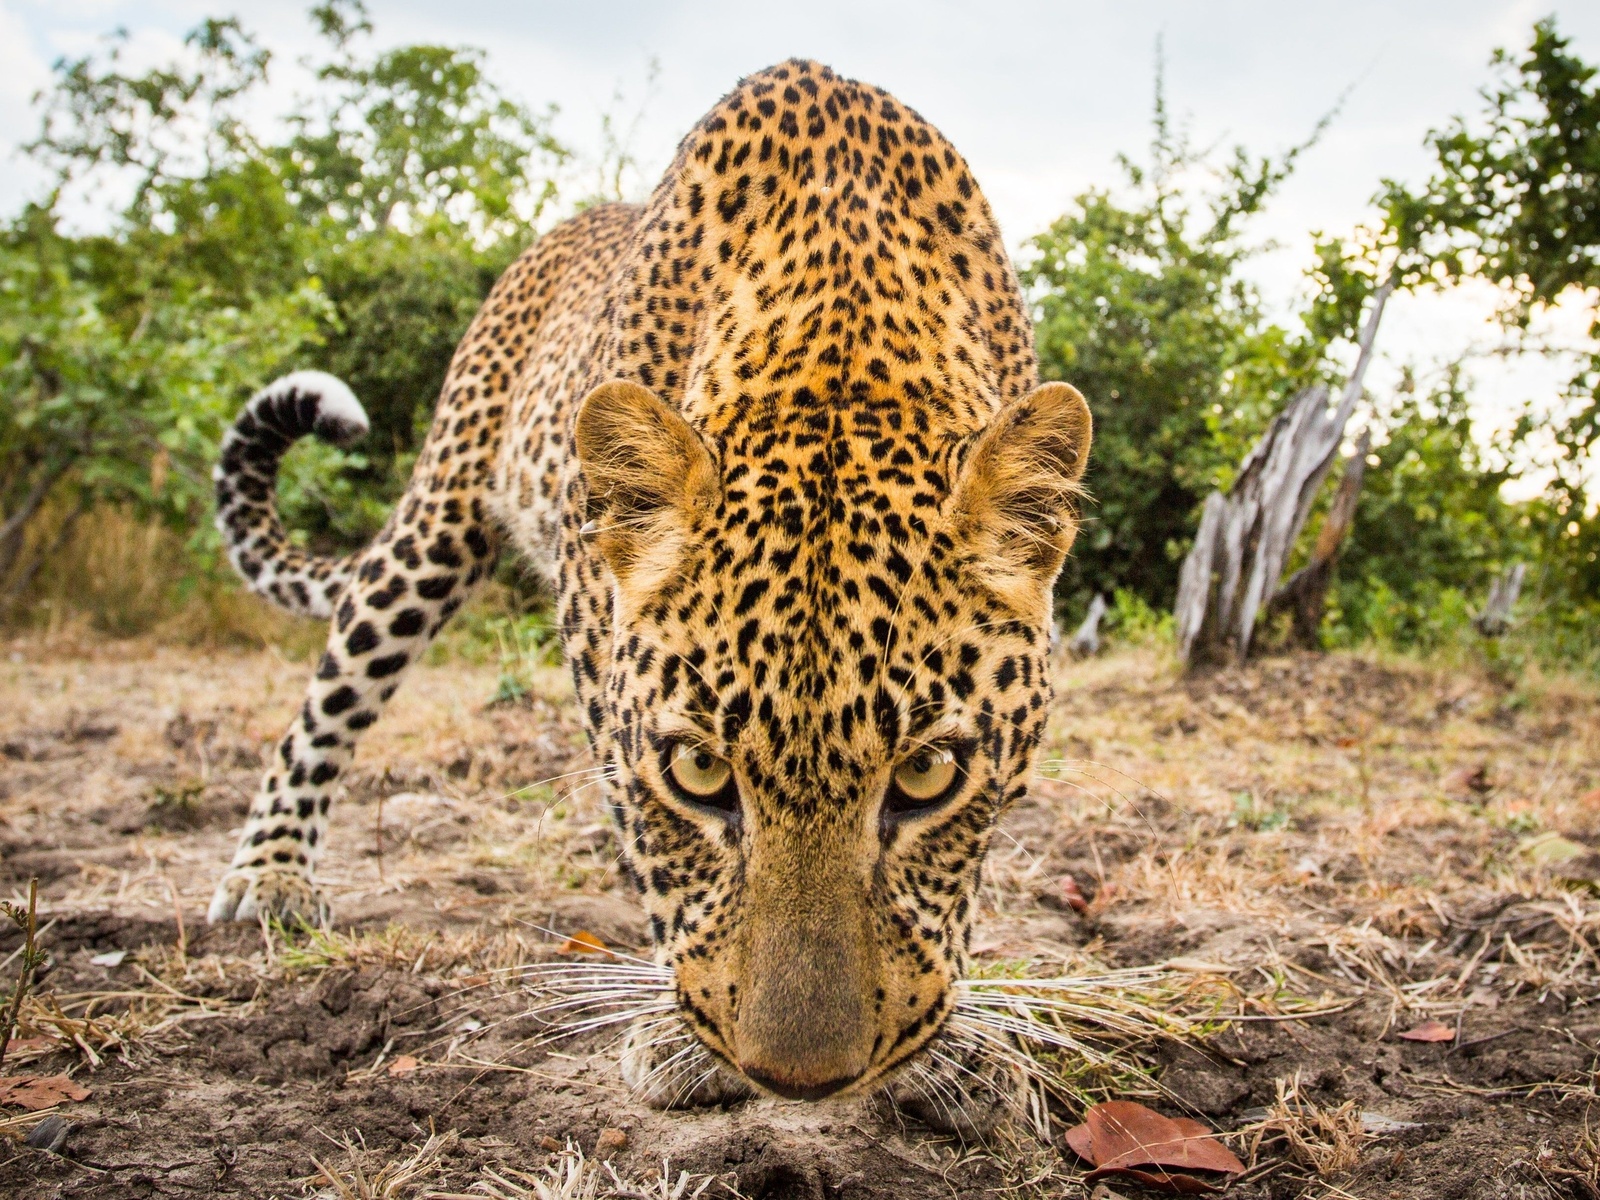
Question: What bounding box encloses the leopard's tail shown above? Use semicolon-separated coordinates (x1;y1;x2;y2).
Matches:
213;371;371;620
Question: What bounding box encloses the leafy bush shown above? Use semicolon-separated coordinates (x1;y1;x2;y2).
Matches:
1023;79;1331;610
1327;372;1525;647
1104;588;1174;650
0;2;568;626
0;211;328;609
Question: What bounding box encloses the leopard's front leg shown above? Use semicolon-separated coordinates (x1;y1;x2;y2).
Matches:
208;516;496;924
619;1011;754;1109
880;1026;1030;1140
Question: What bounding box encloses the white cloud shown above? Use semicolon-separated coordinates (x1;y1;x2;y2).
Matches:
0;1;54;210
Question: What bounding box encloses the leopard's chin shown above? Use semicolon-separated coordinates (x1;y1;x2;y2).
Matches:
619;1012;1025;1140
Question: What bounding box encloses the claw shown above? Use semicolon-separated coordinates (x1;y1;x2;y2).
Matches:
882;1046;1026;1138
621;1015;753;1109
207;867;330;927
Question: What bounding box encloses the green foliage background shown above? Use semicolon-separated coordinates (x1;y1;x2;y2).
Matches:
0;5;1596;674
1022;84;1330;608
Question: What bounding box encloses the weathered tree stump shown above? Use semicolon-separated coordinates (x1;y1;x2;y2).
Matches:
1473;563;1526;637
1267;428;1372;649
1068;593;1108;658
1175;281;1393;668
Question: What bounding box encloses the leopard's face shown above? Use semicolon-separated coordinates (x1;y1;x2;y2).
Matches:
576;378;1090;1100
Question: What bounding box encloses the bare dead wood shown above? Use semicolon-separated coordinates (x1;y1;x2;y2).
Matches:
0;454;77;583
1175;280;1393;668
0;879;41;1073
1473;563;1525;637
1268;428;1372;649
1068;594;1108;658
0;494;88;615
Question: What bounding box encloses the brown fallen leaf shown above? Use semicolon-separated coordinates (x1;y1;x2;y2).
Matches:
1058;875;1090;913
387;1055;420;1076
1445;764;1494;797
2;1037;56;1058
560;930;609;955
1397;1020;1455;1042
540;1135;564;1152
0;1074;90;1111
1065;1100;1243;1194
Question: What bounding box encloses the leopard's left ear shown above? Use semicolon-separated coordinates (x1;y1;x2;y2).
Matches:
574;380;719;594
950;382;1093;614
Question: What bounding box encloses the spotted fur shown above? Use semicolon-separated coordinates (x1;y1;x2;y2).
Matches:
213;370;369;619
209;60;1092;1128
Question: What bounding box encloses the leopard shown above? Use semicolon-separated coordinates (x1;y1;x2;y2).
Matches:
207;58;1092;1137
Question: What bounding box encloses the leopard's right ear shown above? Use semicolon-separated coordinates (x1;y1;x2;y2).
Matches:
573;381;719;591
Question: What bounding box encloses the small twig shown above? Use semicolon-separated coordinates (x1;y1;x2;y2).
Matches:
375;791;386;884
1451;1028;1519;1053
0;878;44;1072
164;876;187;967
1219;998;1365;1023
0;918;57;975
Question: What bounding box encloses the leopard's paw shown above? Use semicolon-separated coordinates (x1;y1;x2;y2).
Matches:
207;866;330;927
880;1040;1028;1140
620;1014;753;1109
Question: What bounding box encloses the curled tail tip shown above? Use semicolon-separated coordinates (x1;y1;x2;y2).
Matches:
216;369;364;620
249;370;370;447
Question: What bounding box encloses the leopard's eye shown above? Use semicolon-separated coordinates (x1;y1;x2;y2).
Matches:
663;743;736;810
887;747;960;814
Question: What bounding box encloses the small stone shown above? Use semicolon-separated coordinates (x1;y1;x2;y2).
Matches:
540;1136;563;1152
596;1127;628;1153
26;1115;71;1153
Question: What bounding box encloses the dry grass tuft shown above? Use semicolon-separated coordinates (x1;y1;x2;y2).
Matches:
6;502;323;650
423;1140;741;1200
953;959;1228;1121
1240;1073;1367;1178
1505;1122;1600;1197
5;985;232;1068
271;921;544;982
310;1129;460;1199
2;927;261;1070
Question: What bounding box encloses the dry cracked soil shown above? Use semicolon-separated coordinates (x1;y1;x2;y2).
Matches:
3;635;1600;1199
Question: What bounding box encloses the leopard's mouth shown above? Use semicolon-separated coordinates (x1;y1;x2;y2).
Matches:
668;986;958;1103
613;976;1029;1137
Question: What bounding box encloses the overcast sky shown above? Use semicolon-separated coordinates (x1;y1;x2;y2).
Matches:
3;0;1598;474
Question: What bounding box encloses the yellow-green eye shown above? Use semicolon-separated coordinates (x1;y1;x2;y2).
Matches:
666;744;733;801
890;748;959;809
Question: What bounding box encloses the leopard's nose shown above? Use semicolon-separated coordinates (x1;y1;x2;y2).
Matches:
740;1065;862;1101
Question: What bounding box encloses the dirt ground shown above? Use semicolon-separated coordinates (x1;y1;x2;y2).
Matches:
2;631;1599;1199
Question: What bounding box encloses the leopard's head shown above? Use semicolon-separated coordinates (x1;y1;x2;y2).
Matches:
573;377;1090;1102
